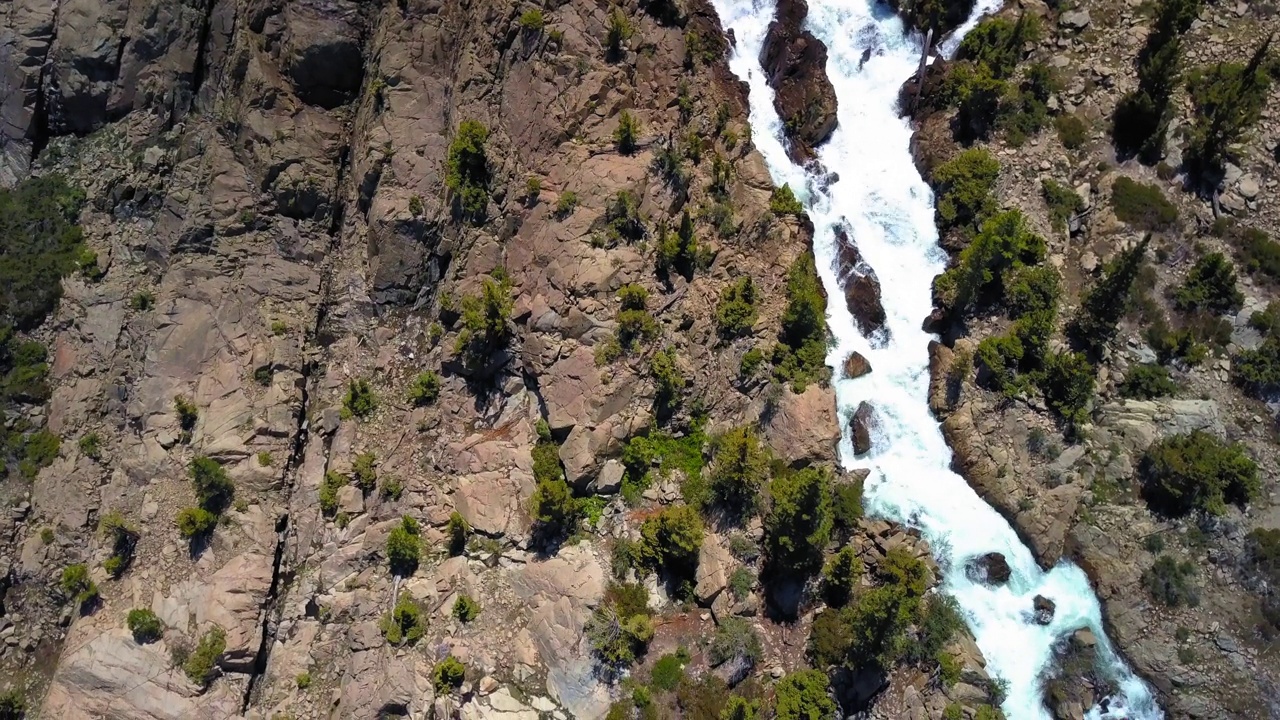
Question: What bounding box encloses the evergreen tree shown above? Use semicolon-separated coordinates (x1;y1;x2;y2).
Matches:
1068;235;1149;357
1186;34;1274;177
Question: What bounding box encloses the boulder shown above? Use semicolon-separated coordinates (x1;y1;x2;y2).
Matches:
1059;9;1091;30
595;459;625;495
758;0;838;161
851;402;876;456
763;384;840;467
694;536;734;606
1032;595;1056;625
833;225;887;337
965;552;1012;585
843;351;872;379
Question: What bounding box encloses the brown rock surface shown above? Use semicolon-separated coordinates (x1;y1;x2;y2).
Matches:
758;0;838;162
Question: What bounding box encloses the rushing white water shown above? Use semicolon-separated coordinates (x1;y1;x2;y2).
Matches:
707;1;1164;718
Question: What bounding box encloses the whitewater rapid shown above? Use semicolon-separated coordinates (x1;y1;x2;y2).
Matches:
707;1;1164;718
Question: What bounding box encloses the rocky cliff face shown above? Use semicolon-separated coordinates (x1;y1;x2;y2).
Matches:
758;0;838;163
0;1;1001;719
907;0;1280;717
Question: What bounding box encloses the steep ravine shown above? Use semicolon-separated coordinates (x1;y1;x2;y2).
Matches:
713;0;1161;717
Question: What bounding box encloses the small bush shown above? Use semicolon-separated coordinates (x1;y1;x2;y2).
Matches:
588;602;654;667
1121;363;1178;399
342;379;377;420
446;511;469;555
318;471;346;516
822;546;863;607
1234;336;1280;397
606;7;634;57
445;120;490;218
78;432;102;460
832;479;864;532
452;594;480;623
386;516;422;576
381;593;426;645
1038;350;1095;425
554;191;579;218
774;670;836;720
715;277;758;339
174;395;198;434
708;426;770;515
1142;555;1200;607
183;626;226;686
0;175;87;330
176;507;217;538
937;208;1047;315
518;9;545;30
1172;252;1243;315
434;656;467;693
615;110;640;154
1055;114;1088;149
127;608;164;643
729;567;754;600
708;617;763;666
407;371;441;406
640;505;704;585
1140;431;1259;517
1041;179;1084;232
739;348;764;379
130;290;155;311
773;253;830;391
60;564;98;607
770;184;805;216
190;456;234;511
651;651;687;691
765;467;833;577
295;672;312;689
1236;227;1280;280
931;148;1000;232
1110;177;1178;231
352;451;377;492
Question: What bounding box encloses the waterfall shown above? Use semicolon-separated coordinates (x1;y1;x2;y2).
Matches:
707;0;1165;717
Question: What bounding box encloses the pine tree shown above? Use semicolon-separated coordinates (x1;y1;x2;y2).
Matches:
1069;235;1150;357
1186;34;1274;177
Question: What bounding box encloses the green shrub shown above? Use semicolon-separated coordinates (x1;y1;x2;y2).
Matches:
1121;363;1178;399
765;467;833;576
715;277;758;339
455;275;515;368
656;211;702;279
770;184;805;216
620;427;706;503
190;456;235;511
257;451;273;467
176;507;217;538
452;594;480;622
1236;227;1280;280
407;371;441;406
447;511;470;555
1142;555;1199;607
832;479;864;532
739;348;764;379
651;650;688;691
1055;114;1088;149
729;567;754;600
931;148;999;232
615;110;640;154
1068;237;1149;357
1003;264;1060;317
774;670;836;720
174;395;198;434
708;617;763;667
1184;43;1274;176
381;593;426;645
127;608;164;643
588;601;654;667
0;333;51;405
1038;351;1095;425
1172;252;1242;315
318;471;346;516
708;426;770;515
445;120;491;218
1246;528;1280;586
606;7;635;57
909;594;965;664
60;563;98;607
518;9;545;30
341;379;377;419
352;451;377;492
649;347;685;415
822;546;863;608
0;689;25;720
1110;177;1177;231
295;671;312;689
1140;431;1259;516
183;626;226;686
1041;179;1084;232
773;253;830;391
640;505;704;585
604;190;645;243
1235;336;1280;397
18;429;60;478
957;15;1039;78
130;290;155;311
937;209;1046;315
0;175;86;330
721;695;759;720
386;516;422;576
555;191;579;218
100;511;139;578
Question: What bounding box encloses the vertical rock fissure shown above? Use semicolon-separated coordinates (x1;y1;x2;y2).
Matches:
27;0;63;164
190;0;218;106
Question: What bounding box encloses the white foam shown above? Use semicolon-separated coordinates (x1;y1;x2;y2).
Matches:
707;0;1164;717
